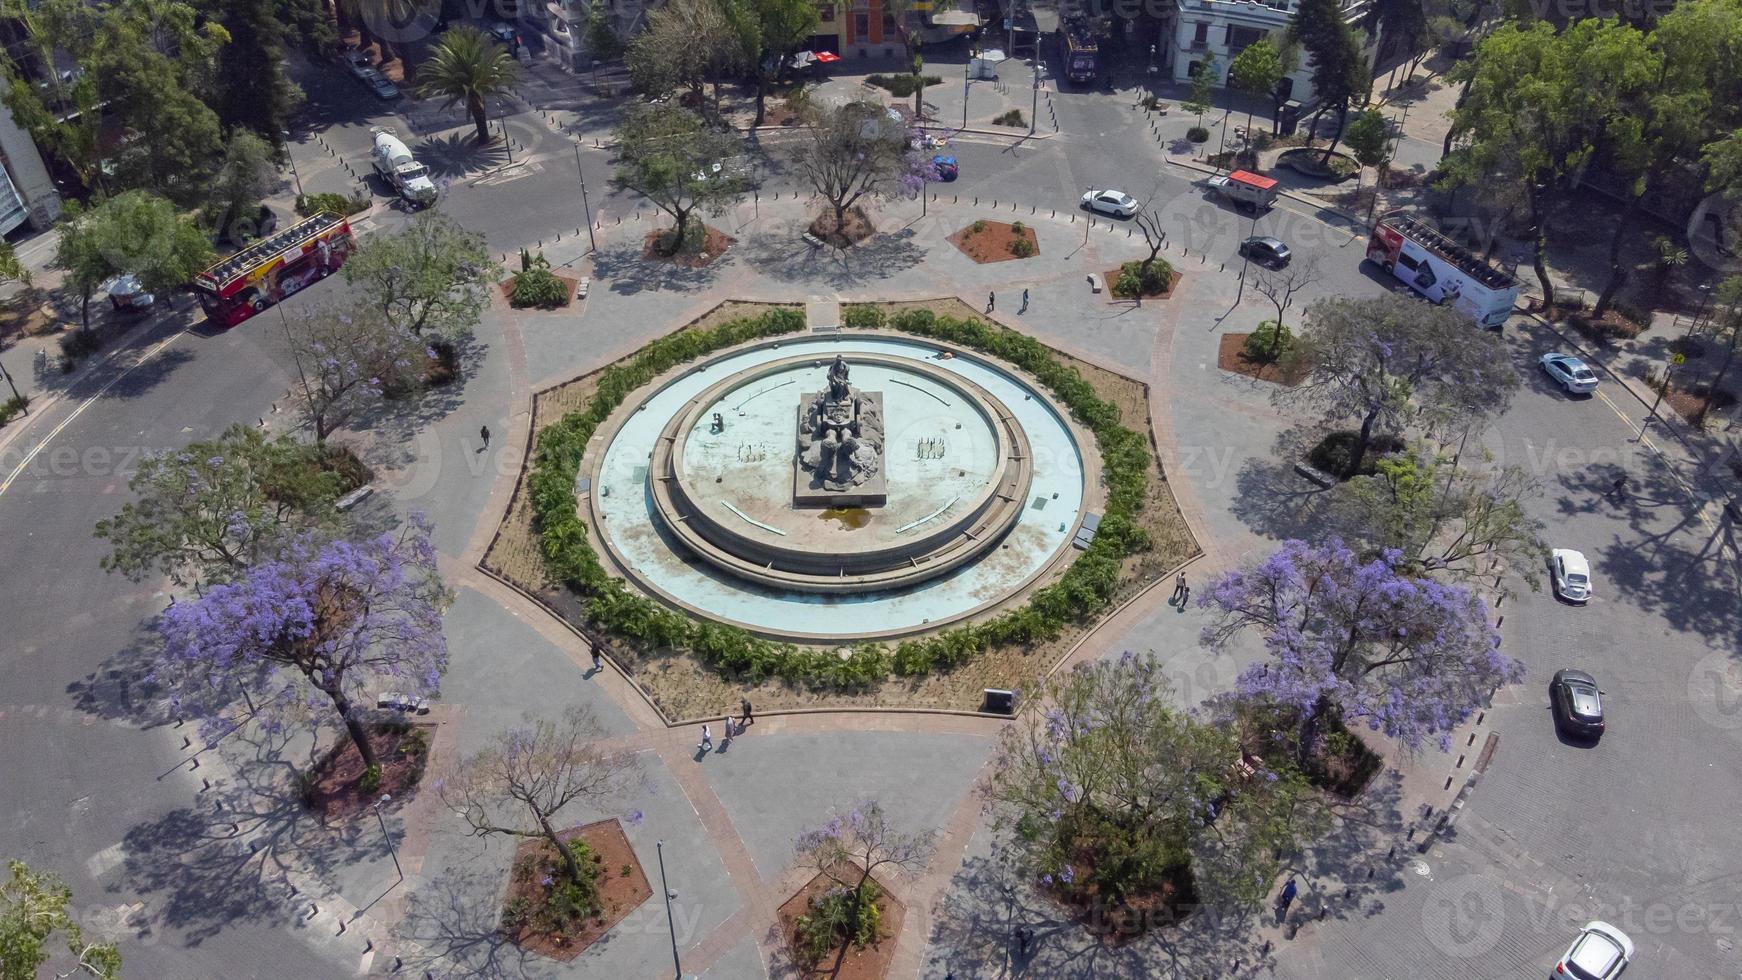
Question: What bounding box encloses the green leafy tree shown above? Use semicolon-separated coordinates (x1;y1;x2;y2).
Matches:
0;861;121;980
626;0;738;109
1441;20;1654;309
51;191;217;334
1227;38;1283;148
1696;276;1742;426
94;424;348;590
1278;295;1519;477
791;99;920;236
1183;57;1217;128
208;130;280;243
986;653;1328;918
342;210;496;339
1327;445;1546;589
212;0;303;140
1343;108;1390;222
610;104;747;254
748;0;819;124
1290;0;1368;155
417;26;521;144
277;0;340;54
584;10;625;61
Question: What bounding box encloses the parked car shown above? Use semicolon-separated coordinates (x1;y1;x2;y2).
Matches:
104;275;155;314
369;76;402;100
1540;352;1599;394
932;155;958;180
1239;235;1292;266
1081;189;1139;217
1551;548;1592;604
1550;669;1606;739
1553;921;1633;978
344;50;373;78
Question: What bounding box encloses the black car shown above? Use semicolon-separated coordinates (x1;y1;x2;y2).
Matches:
1239;236;1292;266
1551;669;1606;739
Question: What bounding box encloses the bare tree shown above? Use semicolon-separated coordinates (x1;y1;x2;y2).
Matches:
1132;204;1170;279
1251;256;1322;334
441;708;641;886
792;800;934;969
791;99;925;239
280;302;418;444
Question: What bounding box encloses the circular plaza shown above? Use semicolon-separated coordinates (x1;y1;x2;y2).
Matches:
583;332;1094;641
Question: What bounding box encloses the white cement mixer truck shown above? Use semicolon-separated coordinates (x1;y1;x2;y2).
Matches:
370;129;437;208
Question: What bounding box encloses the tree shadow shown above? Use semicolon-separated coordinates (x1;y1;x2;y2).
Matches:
588;238;727;296
393;859;552;980
65;621;184;728
346;333;486;472
118;722;386;946
414;131;511;180
1554;463;1742;649
1226;426;1336;541
104;347;195;400
736;219;925;289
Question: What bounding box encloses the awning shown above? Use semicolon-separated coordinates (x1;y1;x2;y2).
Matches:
1228;169;1278;190
930;10;981;24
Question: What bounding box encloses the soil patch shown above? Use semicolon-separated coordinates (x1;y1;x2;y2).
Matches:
1103;264;1182;300
1045;857;1197;941
1217;333;1306;385
808;206;876;248
642;224;735;268
1544;304;1646;347
0;294;60;344
1649;377;1737;425
481;297;1198;719
303;722;432;820
500;819;652;961
777;870;904;980
946;220;1039;264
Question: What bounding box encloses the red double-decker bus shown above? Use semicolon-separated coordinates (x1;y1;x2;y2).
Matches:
193;211;356;327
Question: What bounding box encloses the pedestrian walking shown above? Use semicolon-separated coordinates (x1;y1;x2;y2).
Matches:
591;648;604;673
698;724;713;753
740;697;754;727
1609;474;1628;498
722;714;736;741
1020;288;1029;314
1275;877;1298;921
479;424;491;451
1017;926;1033;960
1172;572;1186;603
987;291;995;313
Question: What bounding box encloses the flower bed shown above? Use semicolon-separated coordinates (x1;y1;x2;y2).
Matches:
777;871;903;979
300;721;431;819
499;819;651;960
1217;331;1306;386
946;220;1039;263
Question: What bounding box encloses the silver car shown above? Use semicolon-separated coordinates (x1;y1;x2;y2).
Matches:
1540;352;1599;394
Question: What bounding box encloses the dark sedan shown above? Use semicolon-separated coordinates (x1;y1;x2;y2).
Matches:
1239;235;1292;266
1551;669;1606;739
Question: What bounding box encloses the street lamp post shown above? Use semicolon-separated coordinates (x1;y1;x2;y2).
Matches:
1233;205;1260;304
656;840;682;980
1083;185;1092;245
502;120;514;164
0;357;23;411
1029;58;1039;135
1692;282;1715;335
963;56;971;129
573;144;598;252
374;794;403;882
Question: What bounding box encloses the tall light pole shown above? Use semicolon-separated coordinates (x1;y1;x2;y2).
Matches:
573;143;598;252
373;794;403;883
1029;57;1039;135
280;130;305;198
656;840;682;979
1233;204;1260;304
963;55;971;129
502;120;514;164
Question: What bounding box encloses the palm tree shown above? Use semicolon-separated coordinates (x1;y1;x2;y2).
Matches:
417;26;520;145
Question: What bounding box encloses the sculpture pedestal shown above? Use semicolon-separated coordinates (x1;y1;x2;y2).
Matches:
794;390;887;508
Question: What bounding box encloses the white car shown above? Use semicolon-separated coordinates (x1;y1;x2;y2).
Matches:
1551;548;1592;604
1553;920;1633;979
1081;189;1139;218
1540;352;1599;394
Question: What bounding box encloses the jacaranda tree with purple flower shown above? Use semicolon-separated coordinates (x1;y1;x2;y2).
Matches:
441;707;640;888
791;800;934;968
1199;538;1524;756
986;653;1327;924
155;516;452;773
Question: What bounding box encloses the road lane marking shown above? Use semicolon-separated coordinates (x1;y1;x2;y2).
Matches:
0;328;188;498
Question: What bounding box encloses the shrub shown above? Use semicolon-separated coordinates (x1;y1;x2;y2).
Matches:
970;220;986;234
1242;320;1292;364
1008;235;1036;258
0;394;26;426
1186;125;1209;143
1011;220;1025;234
59;327;105;365
358;763;382;794
865;73;941;97
1306;429;1407;479
1112;259;1174;298
620;863;634;878
992;109;1025;127
529;305;1155;687
1609;299;1651;330
793;883;884;967
511;266;571;309
842;304;886;329
295;192;370;217
501;896;532;931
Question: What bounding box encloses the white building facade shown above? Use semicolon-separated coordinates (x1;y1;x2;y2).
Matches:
1155;0;1378;108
